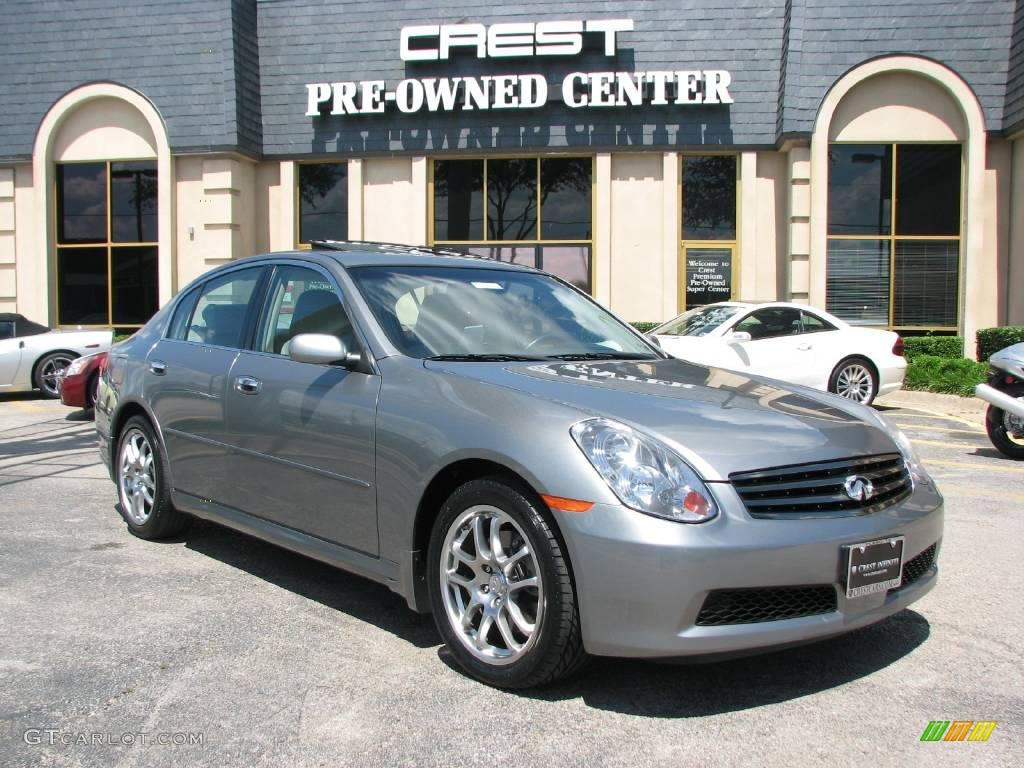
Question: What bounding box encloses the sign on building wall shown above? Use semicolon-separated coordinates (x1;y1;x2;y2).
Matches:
685;249;732;307
305;19;733;116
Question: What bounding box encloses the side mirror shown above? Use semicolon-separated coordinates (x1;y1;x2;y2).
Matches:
288;333;361;368
646;333;661;348
727;331;752;344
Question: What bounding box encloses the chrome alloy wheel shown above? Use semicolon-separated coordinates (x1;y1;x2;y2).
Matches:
39;354;74;397
1004;406;1024;443
836;362;874;403
118;428;156;525
440;505;544;665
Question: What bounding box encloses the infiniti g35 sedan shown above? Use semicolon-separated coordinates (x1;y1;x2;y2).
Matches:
96;243;943;688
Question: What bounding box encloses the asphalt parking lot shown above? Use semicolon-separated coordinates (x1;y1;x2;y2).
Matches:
1;395;1021;767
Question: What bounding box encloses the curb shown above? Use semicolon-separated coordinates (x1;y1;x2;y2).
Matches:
875;389;988;426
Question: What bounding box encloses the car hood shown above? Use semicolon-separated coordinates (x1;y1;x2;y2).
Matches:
424;357;900;480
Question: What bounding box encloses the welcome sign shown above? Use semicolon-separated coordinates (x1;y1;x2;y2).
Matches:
305;19;734;116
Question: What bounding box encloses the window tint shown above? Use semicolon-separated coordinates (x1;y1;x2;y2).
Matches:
298;163;348;243
682;155;737;240
434;160;484;241
540;158;592;240
111;162;158;243
188;268;262;348
895;145;961;236
487;158;537;240
734;308;802;340
257;266;354;355
167;286;201;341
57;163;107;244
827;145;892;236
800;311;835;333
0;321;14;341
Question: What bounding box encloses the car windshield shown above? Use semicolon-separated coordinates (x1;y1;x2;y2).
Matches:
349;265;660;361
654;305;743;337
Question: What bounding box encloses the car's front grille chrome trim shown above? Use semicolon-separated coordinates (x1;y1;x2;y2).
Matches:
729;453;913;519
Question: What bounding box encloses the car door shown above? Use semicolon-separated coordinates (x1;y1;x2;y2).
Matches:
795;309;843;389
222;263;381;556
0;319;24;386
143;266;266;505
722;307;813;383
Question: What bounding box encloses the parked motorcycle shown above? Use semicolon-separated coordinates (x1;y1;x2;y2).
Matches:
975;342;1024;459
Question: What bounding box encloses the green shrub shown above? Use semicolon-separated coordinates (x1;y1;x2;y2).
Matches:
630;321;660;333
903;354;987;397
977;326;1024;362
901;335;963;362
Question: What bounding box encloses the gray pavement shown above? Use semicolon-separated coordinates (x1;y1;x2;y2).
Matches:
0;393;1021;767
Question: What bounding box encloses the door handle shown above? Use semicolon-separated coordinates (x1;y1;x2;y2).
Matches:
150;359;167;375
797;344;812;351
235;375;262;395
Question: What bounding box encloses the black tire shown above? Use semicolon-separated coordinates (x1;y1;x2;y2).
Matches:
33;350;76;399
427;476;587;689
985;402;1024;460
115;415;190;539
828;356;878;405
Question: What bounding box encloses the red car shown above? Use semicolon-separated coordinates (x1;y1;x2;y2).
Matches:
59;351;107;410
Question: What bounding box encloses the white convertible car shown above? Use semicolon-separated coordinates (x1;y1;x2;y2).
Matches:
0;314;113;398
650;302;906;405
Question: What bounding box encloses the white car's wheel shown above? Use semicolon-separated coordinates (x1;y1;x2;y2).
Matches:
829;357;878;405
33;351;75;398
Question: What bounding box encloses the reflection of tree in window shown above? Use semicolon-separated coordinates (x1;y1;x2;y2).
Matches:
540;158;591;240
111;162;158;242
487;159;537;240
299;164;348;242
683;156;736;240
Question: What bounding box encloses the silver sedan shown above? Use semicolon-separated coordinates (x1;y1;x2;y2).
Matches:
96;244;942;688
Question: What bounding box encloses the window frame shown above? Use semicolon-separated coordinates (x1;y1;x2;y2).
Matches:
53;159;160;329
295;161;351;249
163;265;268;351
428;155;596;294
678;153;741;312
826;141;963;332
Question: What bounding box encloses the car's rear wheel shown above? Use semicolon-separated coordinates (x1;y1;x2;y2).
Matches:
116;416;190;539
829;357;878;405
427;477;586;688
33;351;75;398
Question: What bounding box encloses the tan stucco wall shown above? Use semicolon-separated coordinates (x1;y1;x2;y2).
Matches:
984;139;1011;336
254;161;281;254
174;155;258;291
829;71;965;142
1009;138;1024;326
0;167;15;312
607;153;666;322
52;97;158;161
739;151;787;301
361;157;427;245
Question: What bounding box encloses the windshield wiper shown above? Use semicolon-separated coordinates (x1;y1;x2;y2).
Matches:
546;352;660;361
426;354;545;362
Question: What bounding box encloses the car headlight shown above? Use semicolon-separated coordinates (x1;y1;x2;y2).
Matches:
64;357;89;377
875;413;932;487
570;418;718;523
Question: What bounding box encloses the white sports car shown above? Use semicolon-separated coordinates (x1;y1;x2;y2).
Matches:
650;302;906;405
0;314;113;398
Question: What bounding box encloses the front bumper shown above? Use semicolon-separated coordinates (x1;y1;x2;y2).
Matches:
555;480;942;658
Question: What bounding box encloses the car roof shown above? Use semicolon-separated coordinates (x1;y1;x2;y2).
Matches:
288;240;537;272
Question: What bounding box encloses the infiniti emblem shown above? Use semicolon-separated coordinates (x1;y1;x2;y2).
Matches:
844;475;875;502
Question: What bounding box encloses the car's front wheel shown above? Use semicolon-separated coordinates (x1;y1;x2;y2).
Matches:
427;477;586;688
116;416;190;539
33;351;75;398
829;357;878;405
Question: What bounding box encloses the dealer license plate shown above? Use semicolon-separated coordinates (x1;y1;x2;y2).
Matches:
845;536;904;598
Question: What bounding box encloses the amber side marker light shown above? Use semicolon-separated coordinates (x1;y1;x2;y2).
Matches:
541;494;594;513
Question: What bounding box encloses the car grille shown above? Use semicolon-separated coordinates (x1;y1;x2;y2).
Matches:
896;543;938;590
729;453;912;519
695;585;837;626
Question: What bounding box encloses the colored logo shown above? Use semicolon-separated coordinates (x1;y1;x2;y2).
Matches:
920;721;997;742
843;475;875;502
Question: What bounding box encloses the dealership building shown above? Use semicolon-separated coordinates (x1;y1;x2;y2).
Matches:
1;0;1022;348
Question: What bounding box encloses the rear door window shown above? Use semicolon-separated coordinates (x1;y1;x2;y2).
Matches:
187;268;263;349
